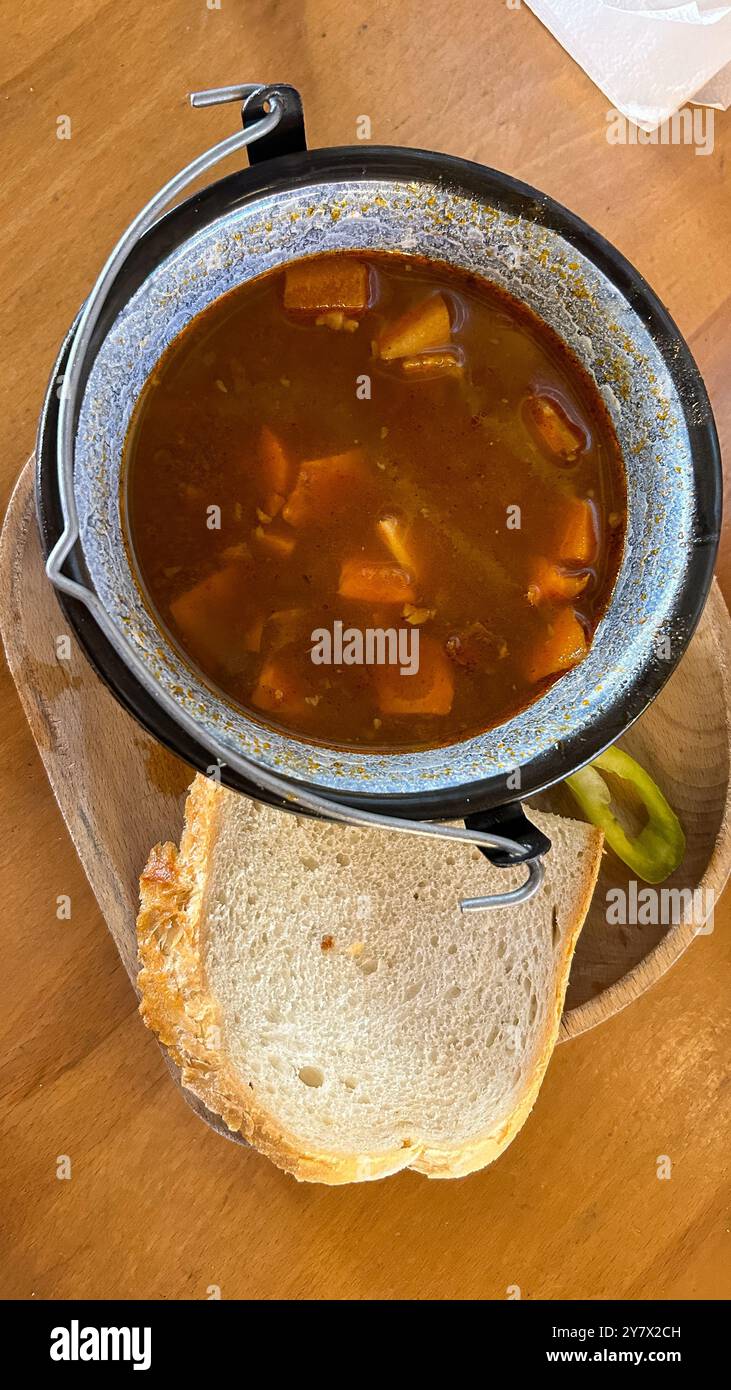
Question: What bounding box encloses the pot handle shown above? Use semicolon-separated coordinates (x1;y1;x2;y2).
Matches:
43;81;547;919
243;84;307;162
465;803;552;868
459;804;551;911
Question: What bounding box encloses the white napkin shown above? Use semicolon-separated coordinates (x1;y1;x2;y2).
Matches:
525;0;731;129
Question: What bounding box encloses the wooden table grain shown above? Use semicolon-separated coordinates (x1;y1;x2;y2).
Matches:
1;0;729;1302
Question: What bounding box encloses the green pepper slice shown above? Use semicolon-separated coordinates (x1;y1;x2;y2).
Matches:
565;746;685;884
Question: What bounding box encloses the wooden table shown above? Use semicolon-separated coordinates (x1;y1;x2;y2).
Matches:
1;0;729;1302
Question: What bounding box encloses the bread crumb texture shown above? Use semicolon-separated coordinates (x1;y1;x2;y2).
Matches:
137;776;602;1184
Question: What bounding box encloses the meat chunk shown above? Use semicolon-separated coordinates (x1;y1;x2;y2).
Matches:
338;558;416;604
445;622;507;673
398;350;463;380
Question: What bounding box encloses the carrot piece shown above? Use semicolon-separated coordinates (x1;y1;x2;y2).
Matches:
282;449;365;527
527;557;589;606
283;257;369;316
398;350;463;379
524;394;587;462
526;609;589;683
338;558;416;604
377;514;419;573
558;498;598;565
376;294;451;361
253;523;296;558
375;635;454;716
259;426;292;510
251;655;310;717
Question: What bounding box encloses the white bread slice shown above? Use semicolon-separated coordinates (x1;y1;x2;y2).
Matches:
137;775;602;1184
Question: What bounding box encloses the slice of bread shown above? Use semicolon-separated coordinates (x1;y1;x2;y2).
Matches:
137;775;602;1184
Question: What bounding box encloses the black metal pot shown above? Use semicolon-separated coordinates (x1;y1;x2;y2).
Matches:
36;83;722;907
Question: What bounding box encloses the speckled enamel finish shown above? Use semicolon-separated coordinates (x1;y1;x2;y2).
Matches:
74;175;696;795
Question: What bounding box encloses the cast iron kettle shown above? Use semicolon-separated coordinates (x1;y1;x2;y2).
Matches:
36;83;722;910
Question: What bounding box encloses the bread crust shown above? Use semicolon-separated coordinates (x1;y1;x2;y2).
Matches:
137;775;603;1184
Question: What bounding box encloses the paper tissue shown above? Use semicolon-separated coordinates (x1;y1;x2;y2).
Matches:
524;0;731;130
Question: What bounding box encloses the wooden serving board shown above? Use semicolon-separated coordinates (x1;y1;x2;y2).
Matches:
2;459;731;1119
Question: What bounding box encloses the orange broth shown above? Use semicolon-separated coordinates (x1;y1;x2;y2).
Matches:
123;252;626;750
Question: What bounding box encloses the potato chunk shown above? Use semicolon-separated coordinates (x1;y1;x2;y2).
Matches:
170;561;250;670
282;450;365;527
524;393;587;462
558;498;598;565
376;294;451;361
251;654;310;717
259;425;292;516
283;257;369;316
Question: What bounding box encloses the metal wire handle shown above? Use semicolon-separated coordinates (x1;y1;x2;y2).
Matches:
44;82;545;913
